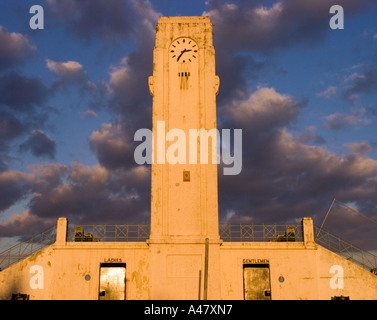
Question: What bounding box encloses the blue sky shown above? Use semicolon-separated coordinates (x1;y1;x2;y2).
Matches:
1;0;377;251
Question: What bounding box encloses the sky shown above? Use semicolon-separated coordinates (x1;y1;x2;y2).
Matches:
1;0;377;252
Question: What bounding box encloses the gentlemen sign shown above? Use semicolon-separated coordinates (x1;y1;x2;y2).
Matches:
243;259;269;264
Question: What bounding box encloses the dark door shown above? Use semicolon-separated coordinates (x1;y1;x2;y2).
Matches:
243;264;271;300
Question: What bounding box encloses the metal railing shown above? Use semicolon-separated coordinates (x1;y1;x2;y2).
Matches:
1;222;376;273
67;224;150;242
219;224;303;242
0;225;56;271
67;223;303;243
314;225;377;271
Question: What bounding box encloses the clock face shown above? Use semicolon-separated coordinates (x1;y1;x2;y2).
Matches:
170;38;198;63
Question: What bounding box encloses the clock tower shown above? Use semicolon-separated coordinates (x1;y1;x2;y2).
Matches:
149;16;220;241
148;16;221;299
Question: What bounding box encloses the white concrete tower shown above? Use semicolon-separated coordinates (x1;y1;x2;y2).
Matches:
147;16;221;299
149;16;220;241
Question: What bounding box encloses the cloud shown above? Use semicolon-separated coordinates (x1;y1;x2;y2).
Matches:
107;17;155;120
89;123;136;170
0;111;28;152
294;126;326;145
45;0;135;44
0;26;35;70
215;51;266;107
203;0;375;109
26;162;150;224
216;85;377;249
345;141;373;157
224;87;304;132
46;59;90;94
322;109;371;131
205;0;376;54
44;0;158;137
82;80;111;110
0;170;31;211
45;0;160;45
204;0;377;107
80;110;98;119
0;111;34;171
0;71;52;168
44;0;158;131
218;120;377;227
0;154;16;173
0;210;48;239
19;130;56;159
344;64;377;101
0;160;150;238
317;86;337;98
0;1;158;236
46;59;86;80
0;72;50;113
28;163;68;193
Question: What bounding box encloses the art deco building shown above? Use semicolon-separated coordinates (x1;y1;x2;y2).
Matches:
0;16;376;300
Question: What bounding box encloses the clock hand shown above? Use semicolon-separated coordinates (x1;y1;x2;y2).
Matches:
177;49;192;62
177;49;186;62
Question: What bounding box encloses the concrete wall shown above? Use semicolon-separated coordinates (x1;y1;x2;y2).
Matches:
51;243;150;300
0;242;150;300
1;217;377;300
315;246;377;300
219;243;377;300
218;218;377;300
148;240;221;300
0;245;55;300
0;218;150;300
220;242;319;300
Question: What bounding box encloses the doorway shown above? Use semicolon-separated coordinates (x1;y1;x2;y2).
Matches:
99;263;126;300
243;264;271;300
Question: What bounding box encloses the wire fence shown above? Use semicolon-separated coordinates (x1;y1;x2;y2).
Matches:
0;225;56;271
314;225;377;271
66;223;303;243
219;224;303;242
67;224;150;242
1;222;376;272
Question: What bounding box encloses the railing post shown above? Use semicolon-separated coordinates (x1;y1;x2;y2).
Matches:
302;217;315;248
56;217;68;245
